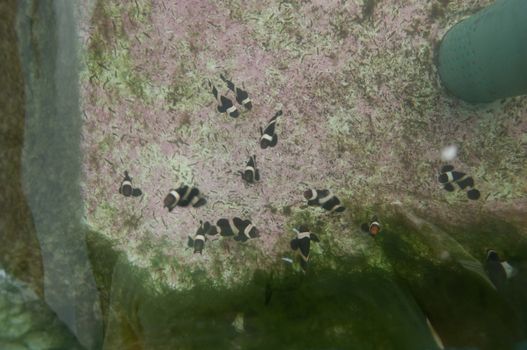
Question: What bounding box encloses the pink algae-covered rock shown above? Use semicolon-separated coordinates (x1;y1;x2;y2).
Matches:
80;0;527;289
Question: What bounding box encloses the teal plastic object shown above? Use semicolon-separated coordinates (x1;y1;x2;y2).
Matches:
437;0;527;103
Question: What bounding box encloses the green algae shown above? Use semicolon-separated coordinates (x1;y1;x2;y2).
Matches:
89;236;441;350
84;0;155;102
0;270;83;349
86;209;527;349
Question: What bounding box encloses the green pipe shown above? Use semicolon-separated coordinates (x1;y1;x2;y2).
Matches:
437;0;527;103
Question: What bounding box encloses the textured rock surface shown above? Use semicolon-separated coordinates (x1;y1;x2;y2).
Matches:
0;269;83;350
80;0;527;289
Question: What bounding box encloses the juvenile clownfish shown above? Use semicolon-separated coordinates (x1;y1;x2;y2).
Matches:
215;217;260;242
260;110;282;149
119;171;142;197
366;216;381;236
361;216;381;236
163;185;206;212
208;80;239;118
220;74;252;110
290;225;320;271
484;249;517;291
438;165;480;200
303;189;345;213
187;221;212;254
240;155;260;184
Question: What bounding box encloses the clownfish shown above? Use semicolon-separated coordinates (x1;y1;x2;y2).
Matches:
290;225;320;271
208;80;239;118
260;110;282;149
119;171;142;197
240;155;260;184
187;221;211;254
484;249;517;291
361;216;381;236
163;185;206;212
303;189;345;213
438;165;480;200
220;74;252;110
215;217;260;242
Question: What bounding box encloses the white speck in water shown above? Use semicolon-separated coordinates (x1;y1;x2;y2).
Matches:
232;312;245;333
281;257;293;264
441;145;458;162
440;250;450;260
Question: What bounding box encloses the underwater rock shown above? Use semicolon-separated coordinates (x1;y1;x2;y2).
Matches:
0;341;27;350
24;331;63;350
0;269;83;349
11;0;525;347
77;0;527;295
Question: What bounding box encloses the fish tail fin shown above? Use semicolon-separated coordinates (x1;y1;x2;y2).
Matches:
300;258;308;271
467;188;480;200
220;73;236;91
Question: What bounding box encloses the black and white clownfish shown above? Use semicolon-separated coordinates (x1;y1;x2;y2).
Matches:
260;110;282;149
163;185;206;212
240;155;260;184
187;221;212;254
290;225;320;271
361;216;381;237
438;165;480;200
208;80;239;118
220;74;252;110
119;171;142;197
303;189;345;213
215;217;260;242
484;249;517;291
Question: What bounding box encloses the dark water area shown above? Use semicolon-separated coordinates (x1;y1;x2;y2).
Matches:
97;251;438;350
90;227;527;350
377;219;527;350
1;0;526;349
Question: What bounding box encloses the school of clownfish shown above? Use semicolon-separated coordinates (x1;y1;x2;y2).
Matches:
117;74;482;271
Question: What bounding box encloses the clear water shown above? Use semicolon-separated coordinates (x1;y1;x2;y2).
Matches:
1;0;526;349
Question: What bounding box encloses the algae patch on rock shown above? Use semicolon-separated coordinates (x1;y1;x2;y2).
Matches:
80;0;526;294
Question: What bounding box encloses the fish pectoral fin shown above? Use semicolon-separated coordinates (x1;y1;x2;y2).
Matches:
187;236;194;247
310;234;320;242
